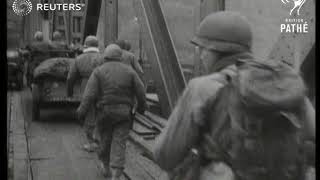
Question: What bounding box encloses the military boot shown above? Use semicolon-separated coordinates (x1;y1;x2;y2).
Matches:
99;162;111;179
111;168;125;180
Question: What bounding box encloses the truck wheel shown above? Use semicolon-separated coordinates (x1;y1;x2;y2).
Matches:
32;84;40;121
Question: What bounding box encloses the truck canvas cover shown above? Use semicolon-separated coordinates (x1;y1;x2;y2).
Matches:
33;57;75;80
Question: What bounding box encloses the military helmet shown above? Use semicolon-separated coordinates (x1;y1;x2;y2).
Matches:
124;40;132;51
103;44;122;60
84;35;99;48
191;11;252;53
53;31;62;41
114;39;126;50
34;31;43;41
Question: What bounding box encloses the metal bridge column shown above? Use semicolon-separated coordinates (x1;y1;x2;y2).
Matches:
82;0;102;43
133;0;186;118
104;0;118;45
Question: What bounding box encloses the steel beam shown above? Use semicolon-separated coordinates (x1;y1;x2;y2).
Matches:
82;0;102;43
104;0;118;45
133;0;186;118
62;4;71;44
268;0;315;70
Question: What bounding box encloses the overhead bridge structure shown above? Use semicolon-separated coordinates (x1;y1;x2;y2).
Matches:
133;0;187;117
83;0;186;118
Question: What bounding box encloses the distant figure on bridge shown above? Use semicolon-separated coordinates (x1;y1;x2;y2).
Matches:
50;31;69;50
70;39;84;56
25;31;52;52
67;35;103;152
115;39;144;80
76;44;146;180
25;31;52;86
153;11;315;180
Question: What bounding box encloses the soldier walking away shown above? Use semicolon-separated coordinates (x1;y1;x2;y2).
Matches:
114;39;144;80
67;35;103;152
76;44;146;180
153;11;315;180
26;31;52;52
25;31;52;86
115;39;145;118
50;31;69;50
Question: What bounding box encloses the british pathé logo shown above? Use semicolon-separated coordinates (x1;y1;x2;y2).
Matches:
281;0;307;16
12;0;33;16
280;0;308;33
280;18;308;33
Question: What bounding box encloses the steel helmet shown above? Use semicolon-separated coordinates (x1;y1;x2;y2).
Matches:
124;40;132;51
191;11;252;53
103;44;122;60
34;31;43;41
114;39;126;50
53;31;62;41
84;35;99;48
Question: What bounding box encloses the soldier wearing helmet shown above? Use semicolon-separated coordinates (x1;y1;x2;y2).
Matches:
26;31;52;52
67;35;103;152
76;44;146;180
25;31;52;86
153;11;315;180
34;31;44;42
114;39;144;80
50;31;68;50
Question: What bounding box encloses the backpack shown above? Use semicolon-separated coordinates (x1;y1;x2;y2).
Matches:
172;59;308;180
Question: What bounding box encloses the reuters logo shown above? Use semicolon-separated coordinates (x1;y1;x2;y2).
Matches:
281;0;306;16
12;0;33;16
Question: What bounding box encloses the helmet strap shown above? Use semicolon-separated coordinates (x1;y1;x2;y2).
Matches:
211;52;252;73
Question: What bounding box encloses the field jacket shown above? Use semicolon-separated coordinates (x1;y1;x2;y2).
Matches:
153;53;315;174
66;48;103;96
77;59;147;117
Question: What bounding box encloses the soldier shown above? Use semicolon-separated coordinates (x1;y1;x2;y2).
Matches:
153;11;315;180
114;39;144;80
25;31;52;86
115;39;145;117
67;35;103;152
26;31;51;51
77;44;146;180
50;31;69;50
70;39;84;56
76;44;146;180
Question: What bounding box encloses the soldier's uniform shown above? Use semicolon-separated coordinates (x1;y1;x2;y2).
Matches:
50;31;68;50
26;40;51;62
115;40;144;79
153;11;315;180
25;31;52;85
50;41;68;50
67;36;103;151
25;31;52;57
76;44;146;180
121;50;144;79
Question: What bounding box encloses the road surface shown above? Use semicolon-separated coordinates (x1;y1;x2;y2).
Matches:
8;88;168;180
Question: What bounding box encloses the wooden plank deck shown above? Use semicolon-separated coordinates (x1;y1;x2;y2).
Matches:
8;89;168;180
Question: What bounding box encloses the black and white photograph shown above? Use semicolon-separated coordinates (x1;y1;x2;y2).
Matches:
7;0;315;180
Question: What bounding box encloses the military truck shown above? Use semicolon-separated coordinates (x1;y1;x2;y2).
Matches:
7;49;24;90
31;50;81;121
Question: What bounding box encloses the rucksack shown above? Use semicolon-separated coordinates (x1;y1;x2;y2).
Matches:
171;59;309;180
202;59;307;180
